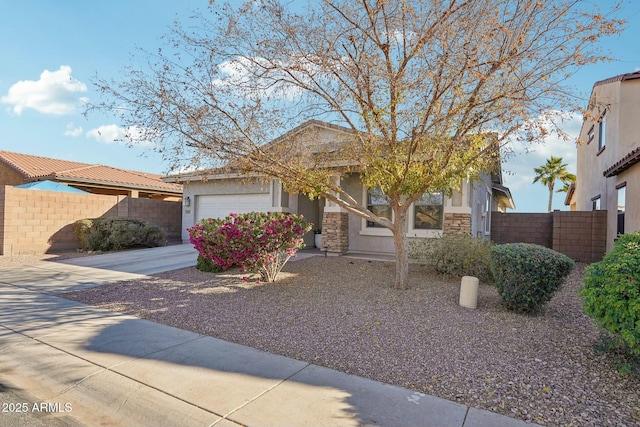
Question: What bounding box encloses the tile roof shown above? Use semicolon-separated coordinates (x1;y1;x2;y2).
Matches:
603;146;640;178
593;71;640;89
0;150;182;194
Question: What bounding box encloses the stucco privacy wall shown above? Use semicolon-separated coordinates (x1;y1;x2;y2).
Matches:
491;210;607;262
0;186;181;255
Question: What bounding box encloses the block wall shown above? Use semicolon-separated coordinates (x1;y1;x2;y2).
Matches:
0;186;181;255
491;211;607;262
552;210;607;263
128;197;182;242
491;213;553;248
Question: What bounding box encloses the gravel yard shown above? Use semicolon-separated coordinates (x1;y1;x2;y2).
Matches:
33;255;640;426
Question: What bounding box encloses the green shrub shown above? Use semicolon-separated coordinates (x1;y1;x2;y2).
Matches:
72;218;94;250
490;243;574;314
196;254;224;273
409;233;493;283
582;232;640;355
72;217;166;251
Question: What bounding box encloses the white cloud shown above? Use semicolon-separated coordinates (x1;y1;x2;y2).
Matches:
86;124;155;147
86;124;123;143
502;111;581;192
1;66;88;116
212;56;320;101
64;122;83;137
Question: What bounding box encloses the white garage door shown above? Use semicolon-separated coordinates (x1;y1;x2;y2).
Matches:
195;194;271;222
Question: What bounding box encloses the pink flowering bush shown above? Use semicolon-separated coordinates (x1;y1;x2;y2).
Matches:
187;212;311;282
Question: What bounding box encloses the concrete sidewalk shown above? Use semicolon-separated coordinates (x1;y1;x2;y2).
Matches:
0;247;542;427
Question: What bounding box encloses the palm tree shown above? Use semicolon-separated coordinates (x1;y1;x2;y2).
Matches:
533;156;576;212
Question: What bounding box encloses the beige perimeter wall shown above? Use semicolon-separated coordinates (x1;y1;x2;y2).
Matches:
0;186;182;255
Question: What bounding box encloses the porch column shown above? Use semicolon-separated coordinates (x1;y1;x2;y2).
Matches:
321;174;349;255
270;179;290;212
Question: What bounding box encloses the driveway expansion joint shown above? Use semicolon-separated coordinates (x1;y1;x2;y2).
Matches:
213;362;312;426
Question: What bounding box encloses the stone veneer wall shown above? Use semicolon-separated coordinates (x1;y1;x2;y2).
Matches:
443;213;471;234
321;212;349;254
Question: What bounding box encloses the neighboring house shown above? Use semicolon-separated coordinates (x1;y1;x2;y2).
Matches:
164;120;514;255
568;71;640;250
0;150;182;200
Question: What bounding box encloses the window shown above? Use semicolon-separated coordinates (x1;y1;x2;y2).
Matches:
366;186;391;227
484;192;492;233
617;184;626;235
413;192;444;230
598;112;606;151
587;125;594;144
591;196;601;211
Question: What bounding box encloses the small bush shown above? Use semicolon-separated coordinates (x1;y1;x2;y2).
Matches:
409;233;493;283
72;218;166;251
196;254;224;273
490;243;574;314
72;219;94;250
188;212;311;282
582;232;640;355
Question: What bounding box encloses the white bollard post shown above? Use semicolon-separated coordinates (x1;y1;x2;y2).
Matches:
459;276;479;309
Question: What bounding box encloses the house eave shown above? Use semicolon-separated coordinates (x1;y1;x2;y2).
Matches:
492;183;515;210
38;175;183;195
163;161;360;184
593;70;640;88
162;170;266;184
564;183;576;206
603;147;640;178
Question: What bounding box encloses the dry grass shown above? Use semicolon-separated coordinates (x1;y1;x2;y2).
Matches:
61;257;640;426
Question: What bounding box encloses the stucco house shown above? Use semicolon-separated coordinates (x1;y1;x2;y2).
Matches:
0;150;182;200
164;120;514;255
567;71;640;250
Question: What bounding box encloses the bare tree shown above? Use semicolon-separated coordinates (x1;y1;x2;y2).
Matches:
91;0;623;289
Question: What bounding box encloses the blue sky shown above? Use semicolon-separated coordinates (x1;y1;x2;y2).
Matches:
1;1;639;212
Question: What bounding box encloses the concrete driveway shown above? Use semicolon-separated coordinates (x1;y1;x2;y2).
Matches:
56;243;199;275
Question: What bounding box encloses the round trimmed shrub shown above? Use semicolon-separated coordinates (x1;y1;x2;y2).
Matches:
490;243;574;314
582;232;640;355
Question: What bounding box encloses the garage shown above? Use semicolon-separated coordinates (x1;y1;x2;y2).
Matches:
195;193;271;222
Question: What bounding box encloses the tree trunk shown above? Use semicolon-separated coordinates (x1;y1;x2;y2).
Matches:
392;207;409;290
547;182;555;213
